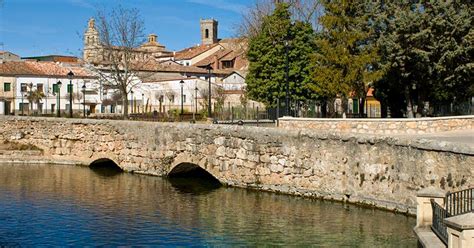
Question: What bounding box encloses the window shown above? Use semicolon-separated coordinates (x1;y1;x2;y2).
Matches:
52;84;59;94
205;29;209;38
185;62;190;66
222;60;234;69
37;84;44;93
20;83;27;92
3;82;11;92
169;95;175;103
67;84;73;94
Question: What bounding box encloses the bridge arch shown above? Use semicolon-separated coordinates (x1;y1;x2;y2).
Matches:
89;158;123;171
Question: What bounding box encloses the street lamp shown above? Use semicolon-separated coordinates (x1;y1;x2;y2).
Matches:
82;83;86;117
142;93;145;113
57;80;62;117
67;71;74;118
28;82;33;115
206;65;212;118
284;39;290;116
194;86;198;123
180;80;185;115
21;89;24;116
131;90;134;114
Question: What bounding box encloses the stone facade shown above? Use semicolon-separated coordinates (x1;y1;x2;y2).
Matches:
280;116;474;135
83;18;172;63
200;19;218;45
0;116;472;215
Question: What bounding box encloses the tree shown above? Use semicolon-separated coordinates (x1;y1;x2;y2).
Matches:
214;86;227;113
310;2;381;117
246;3;316;109
26;89;45;115
89;5;152;119
373;2;473;117
238;0;323;39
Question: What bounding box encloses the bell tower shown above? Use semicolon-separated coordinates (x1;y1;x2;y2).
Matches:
200;19;218;45
84;18;100;62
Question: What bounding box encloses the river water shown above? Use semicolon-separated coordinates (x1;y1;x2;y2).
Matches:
0;163;416;246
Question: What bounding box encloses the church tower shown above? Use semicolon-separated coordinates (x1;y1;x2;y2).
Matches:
200;19;218;45
84;18;100;62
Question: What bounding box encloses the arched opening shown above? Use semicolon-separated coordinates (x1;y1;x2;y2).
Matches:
205;29;209;39
168;163;221;194
89;158;123;177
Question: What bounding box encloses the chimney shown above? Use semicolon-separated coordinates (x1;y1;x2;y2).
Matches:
214;54;219;70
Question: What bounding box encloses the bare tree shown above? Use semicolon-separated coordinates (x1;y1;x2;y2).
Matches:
214;86;227;113
89;5;153;118
198;85;226;116
237;0;323;39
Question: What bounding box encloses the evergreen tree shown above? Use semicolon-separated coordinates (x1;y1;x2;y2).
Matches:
246;3;316;109
374;2;473;117
310;1;381;117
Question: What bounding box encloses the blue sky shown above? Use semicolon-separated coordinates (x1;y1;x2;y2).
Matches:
0;0;253;57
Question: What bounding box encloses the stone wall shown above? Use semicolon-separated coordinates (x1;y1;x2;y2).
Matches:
0;116;473;215
279;116;474;135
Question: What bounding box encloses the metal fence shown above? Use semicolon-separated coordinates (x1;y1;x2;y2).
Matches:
429;187;474;245
446;188;474;216
431;199;449;245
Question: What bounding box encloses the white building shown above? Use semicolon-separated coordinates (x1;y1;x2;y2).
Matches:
141;77;221;114
0;61;99;116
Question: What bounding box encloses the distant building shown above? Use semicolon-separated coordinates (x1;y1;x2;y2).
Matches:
83;18;173;64
22;55;79;63
0;61;98;116
0;51;21;63
174;19;248;73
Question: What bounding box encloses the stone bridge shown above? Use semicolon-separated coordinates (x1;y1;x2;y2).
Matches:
0;116;473;214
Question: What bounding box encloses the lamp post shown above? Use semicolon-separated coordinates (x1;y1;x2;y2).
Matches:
67;71;74;118
180;80;184;115
28;82;33;115
194;86;198;123
284;39;290;116
21;91;24;116
82;83;86;117
206;65;212;118
142;93;145;113
57;80;62;117
131;90;134;114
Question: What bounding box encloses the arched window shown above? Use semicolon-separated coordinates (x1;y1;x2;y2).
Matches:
205;29;209;39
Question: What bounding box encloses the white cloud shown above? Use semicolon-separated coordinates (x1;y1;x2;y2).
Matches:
187;0;248;14
67;0;95;9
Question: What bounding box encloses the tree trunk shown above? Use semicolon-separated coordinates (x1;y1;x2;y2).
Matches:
328;99;336;118
122;93;129;119
359;97;366;118
321;100;327;118
404;86;414;118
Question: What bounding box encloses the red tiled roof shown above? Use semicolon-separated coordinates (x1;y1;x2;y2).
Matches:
193;49;233;67
0;61;96;78
174;43;220;60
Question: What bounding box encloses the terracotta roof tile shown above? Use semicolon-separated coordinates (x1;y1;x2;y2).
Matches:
0;61;96;78
174;43;219;60
194;49;233;67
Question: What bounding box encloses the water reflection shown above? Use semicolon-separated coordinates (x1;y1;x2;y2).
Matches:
0;164;416;246
169;164;221;195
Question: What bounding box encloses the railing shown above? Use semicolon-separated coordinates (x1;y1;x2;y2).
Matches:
446;188;474;216
431;199;449;245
